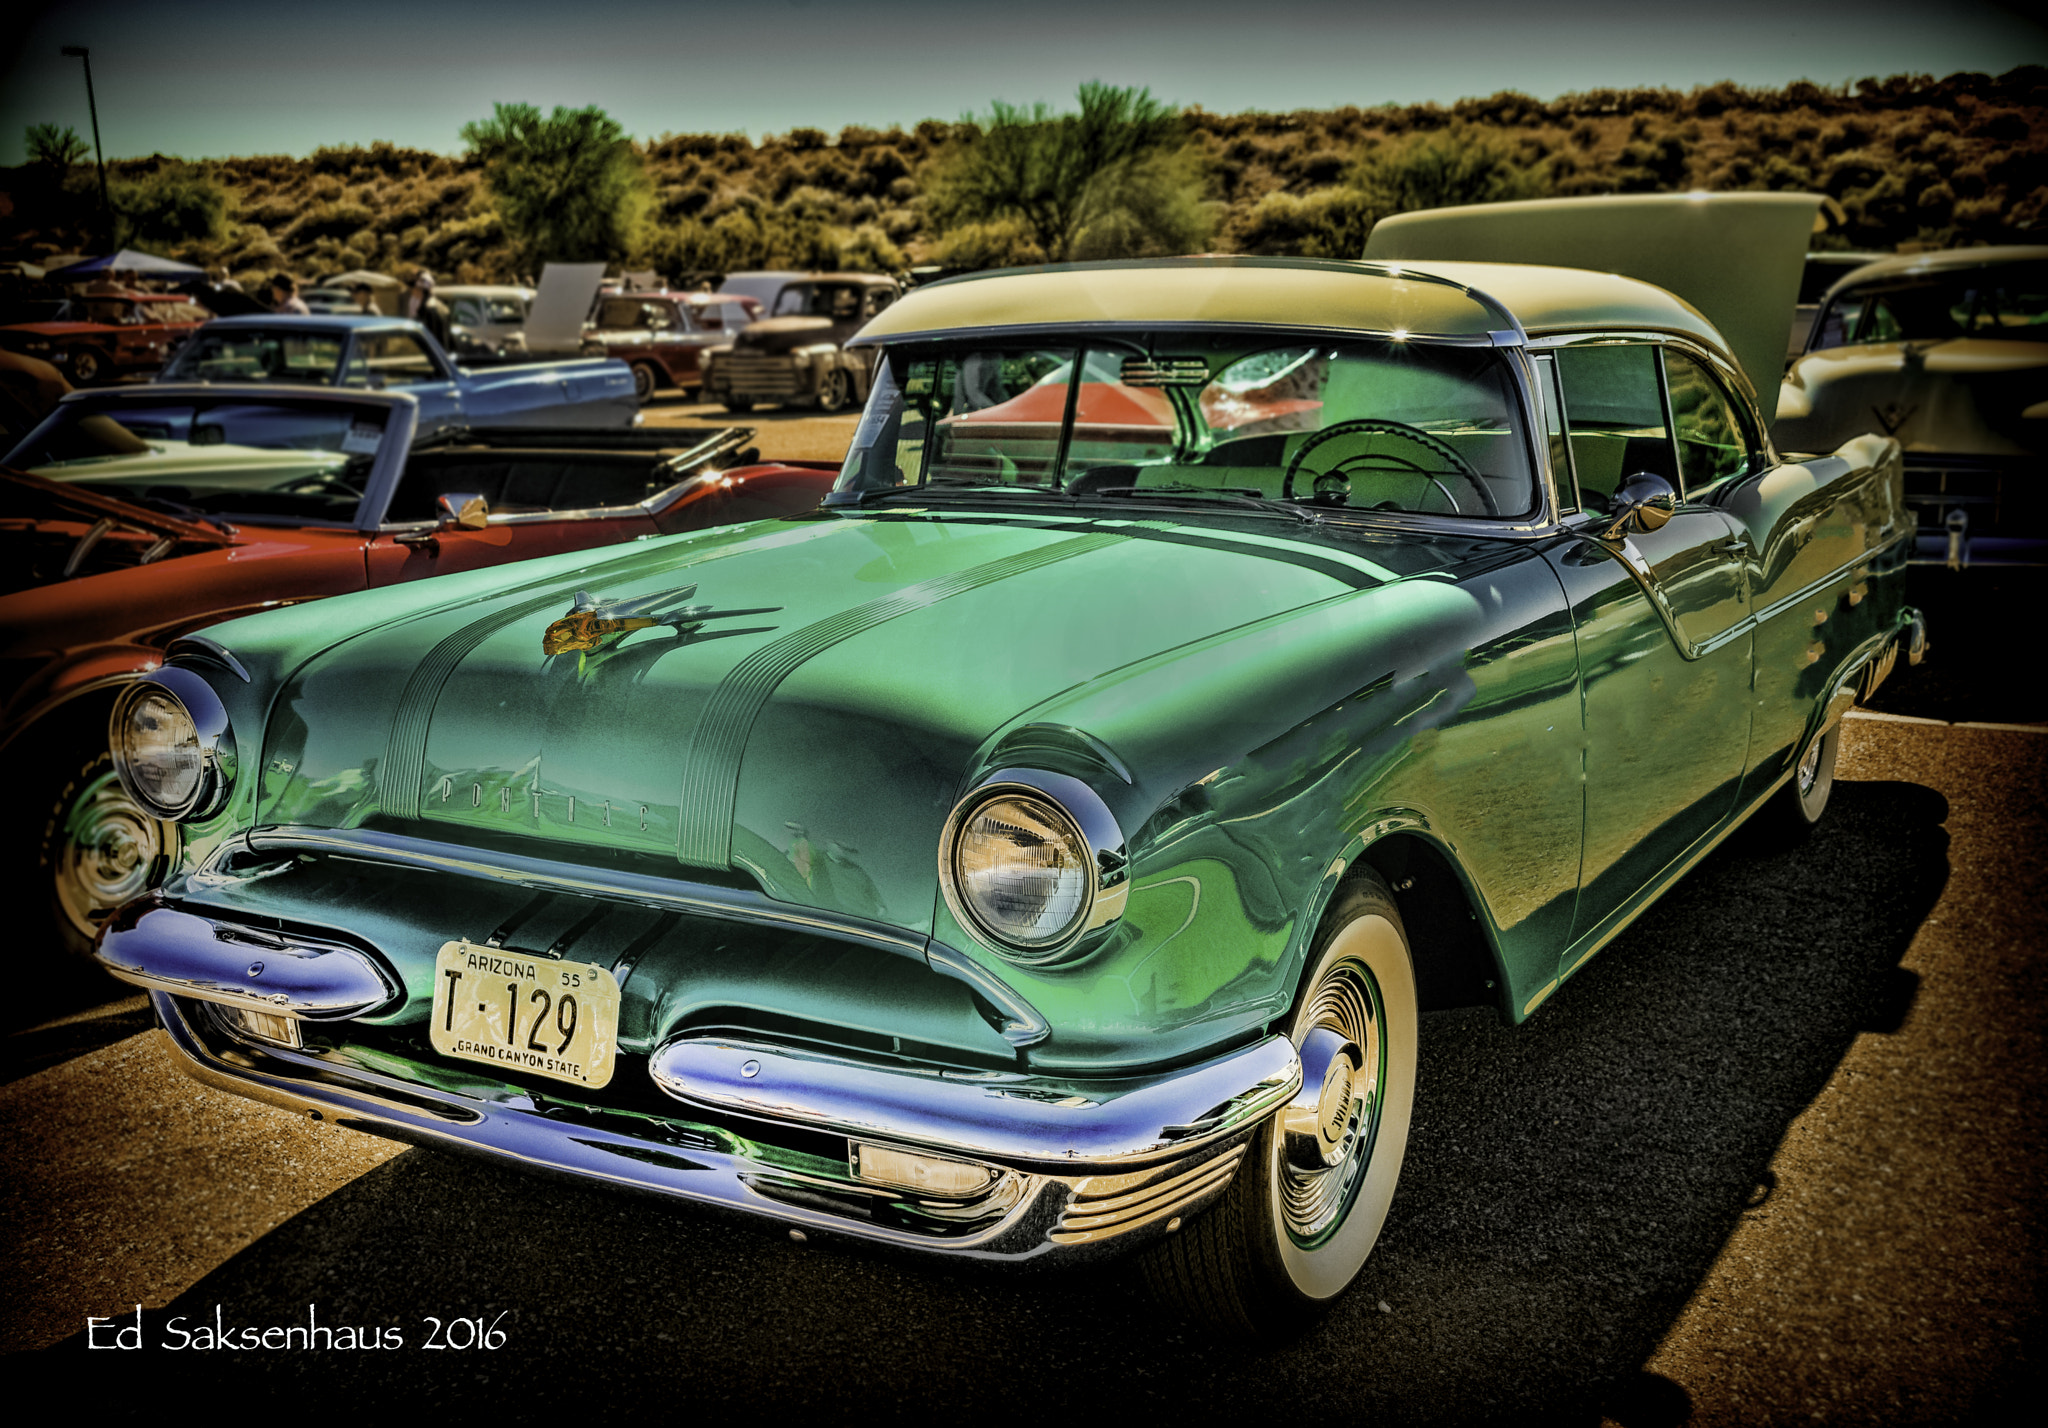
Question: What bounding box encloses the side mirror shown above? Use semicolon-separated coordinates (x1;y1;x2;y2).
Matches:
436;492;490;530
1601;472;1678;540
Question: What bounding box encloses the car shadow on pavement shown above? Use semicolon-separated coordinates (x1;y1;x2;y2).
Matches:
32;779;1949;1422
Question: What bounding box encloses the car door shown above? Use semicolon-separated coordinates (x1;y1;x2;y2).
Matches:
1539;341;1755;955
362;448;660;587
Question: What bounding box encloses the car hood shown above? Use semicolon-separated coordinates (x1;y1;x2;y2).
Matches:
255;509;1442;932
733;317;848;353
0;467;236;596
1774;337;2048;456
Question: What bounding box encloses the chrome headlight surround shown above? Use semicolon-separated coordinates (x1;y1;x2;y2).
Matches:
939;768;1128;968
108;667;236;821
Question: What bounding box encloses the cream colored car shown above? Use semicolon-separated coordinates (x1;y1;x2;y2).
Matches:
1775;246;2048;568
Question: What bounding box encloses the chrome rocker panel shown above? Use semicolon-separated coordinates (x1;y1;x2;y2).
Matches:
115;909;1299;1262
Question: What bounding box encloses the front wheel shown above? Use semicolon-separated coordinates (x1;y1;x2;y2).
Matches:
1142;871;1418;1335
816;367;853;413
31;743;180;957
722;397;754;414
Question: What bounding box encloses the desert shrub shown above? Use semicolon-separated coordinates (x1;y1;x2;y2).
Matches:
112;161;231;248
927;216;1046;270
837;223;906;273
1355;126;1548;212
1230;187;1374;258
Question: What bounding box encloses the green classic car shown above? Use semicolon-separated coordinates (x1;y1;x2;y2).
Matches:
93;196;1924;1333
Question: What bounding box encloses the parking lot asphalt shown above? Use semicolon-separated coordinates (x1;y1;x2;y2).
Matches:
2;561;2040;1419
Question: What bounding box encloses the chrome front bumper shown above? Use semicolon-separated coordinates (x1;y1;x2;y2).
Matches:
103;905;1298;1262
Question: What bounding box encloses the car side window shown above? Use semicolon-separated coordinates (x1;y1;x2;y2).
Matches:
358;333;440;383
864;288;895;318
1661;349;1754;496
1552;343;1676;514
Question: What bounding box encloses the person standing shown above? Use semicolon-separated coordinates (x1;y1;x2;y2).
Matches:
269;273;311;315
350;282;380;317
406;270;452;346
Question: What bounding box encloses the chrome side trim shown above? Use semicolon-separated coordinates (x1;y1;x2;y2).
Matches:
649;1032;1299;1171
1052;1141;1248;1244
97;902;397;1019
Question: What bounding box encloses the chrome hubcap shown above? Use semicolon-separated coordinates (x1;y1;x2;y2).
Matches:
1280;962;1382;1245
1797;734;1824;797
53;770;176;939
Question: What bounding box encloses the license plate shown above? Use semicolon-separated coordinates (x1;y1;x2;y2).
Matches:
430;941;620;1089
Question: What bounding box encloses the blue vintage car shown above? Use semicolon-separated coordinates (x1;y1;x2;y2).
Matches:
92;196;1925;1333
158;315;638;436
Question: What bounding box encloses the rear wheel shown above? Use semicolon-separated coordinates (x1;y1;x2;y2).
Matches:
1142;871;1417;1336
630;362;661;405
68;347;107;385
1764;720;1841;842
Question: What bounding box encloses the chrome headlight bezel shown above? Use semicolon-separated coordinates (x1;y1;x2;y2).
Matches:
938;768;1128;968
108;667;236;821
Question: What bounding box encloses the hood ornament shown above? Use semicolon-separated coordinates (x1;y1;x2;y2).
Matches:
541;585;780;660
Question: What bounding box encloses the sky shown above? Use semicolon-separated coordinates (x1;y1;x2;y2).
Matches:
3;0;2045;167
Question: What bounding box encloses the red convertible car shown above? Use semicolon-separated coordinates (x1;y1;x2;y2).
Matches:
0;384;836;955
0;291;211;386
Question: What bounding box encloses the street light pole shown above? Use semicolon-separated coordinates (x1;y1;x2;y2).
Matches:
60;45;112;249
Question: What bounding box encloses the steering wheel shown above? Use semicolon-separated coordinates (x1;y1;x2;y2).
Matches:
1282;419;1496;516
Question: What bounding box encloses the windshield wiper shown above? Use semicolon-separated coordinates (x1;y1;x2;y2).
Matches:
1084;484;1323;525
121;491;238;534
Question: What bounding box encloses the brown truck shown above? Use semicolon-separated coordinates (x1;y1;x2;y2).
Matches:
700;273;899;412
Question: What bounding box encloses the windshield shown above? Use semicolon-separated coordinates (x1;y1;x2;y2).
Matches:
6;396;390;523
162;328;349;385
1812;263;2048;349
836;334;1537;520
772;284;864;321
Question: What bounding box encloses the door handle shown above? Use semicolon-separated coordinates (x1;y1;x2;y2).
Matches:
1716;539;1748;555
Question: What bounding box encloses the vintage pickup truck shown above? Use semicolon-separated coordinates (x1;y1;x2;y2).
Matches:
159;315;638;437
701;274;899;413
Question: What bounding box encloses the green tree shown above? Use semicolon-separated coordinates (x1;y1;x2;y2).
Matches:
460;103;650;266
25;122;88;169
926;82;1211;264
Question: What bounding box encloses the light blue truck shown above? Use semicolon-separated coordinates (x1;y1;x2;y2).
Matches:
159;314;638;436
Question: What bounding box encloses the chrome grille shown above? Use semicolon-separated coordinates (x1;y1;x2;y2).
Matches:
1050;1143;1246;1245
719;353;802;396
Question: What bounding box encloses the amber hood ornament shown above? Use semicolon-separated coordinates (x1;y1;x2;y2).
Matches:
540;584;778;657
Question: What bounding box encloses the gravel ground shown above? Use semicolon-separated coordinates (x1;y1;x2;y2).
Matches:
638;391;859;463
3;710;2039;1421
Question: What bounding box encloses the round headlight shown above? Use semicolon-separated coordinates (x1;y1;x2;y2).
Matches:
940;770;1129;966
110;669;235;820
